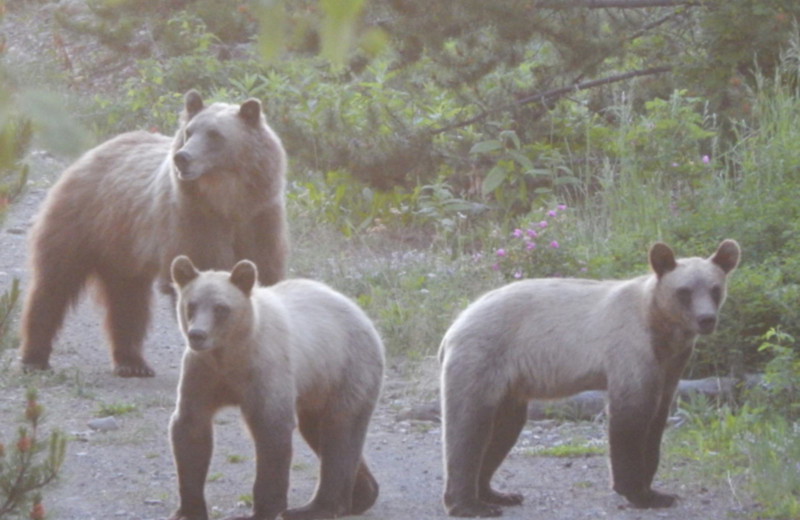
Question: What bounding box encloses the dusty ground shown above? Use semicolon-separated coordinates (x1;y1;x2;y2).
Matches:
0;3;754;519
0;168;752;519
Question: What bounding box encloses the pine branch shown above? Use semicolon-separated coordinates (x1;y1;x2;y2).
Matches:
429;66;672;135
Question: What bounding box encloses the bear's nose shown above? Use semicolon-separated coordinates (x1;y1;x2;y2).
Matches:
697;315;717;335
173;151;191;174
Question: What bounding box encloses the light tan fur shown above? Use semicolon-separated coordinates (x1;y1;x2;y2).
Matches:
169;256;384;520
20;90;288;377
439;240;740;517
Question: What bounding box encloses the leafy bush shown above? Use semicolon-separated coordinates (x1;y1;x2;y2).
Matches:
42;1;800;381
483;204;587;281
668;329;800;518
748;328;800;418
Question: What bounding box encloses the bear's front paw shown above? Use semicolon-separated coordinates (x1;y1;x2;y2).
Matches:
625;488;678;509
20;359;53;373
479;487;523;506
445;500;503;518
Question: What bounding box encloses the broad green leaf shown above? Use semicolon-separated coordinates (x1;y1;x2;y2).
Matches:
470;140;502;155
509;151;533;170
482;165;507;196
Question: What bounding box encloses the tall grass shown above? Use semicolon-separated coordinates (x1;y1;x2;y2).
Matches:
566;89;721;257
728;71;800;215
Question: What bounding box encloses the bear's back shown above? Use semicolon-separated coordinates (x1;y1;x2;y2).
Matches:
259;279;384;412
440;276;654;399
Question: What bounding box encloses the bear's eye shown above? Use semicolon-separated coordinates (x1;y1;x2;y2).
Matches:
186;302;197;319
676;288;692;306
207;129;223;141
213;304;230;321
711;285;722;304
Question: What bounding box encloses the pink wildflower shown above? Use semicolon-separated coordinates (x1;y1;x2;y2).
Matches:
491;263;499;271
526;229;537;238
549;240;559;249
525;241;536;251
547;210;557;217
539;221;547;228
557;204;567;210
511;228;523;238
702;155;710;164
513;271;522;279
496;249;506;257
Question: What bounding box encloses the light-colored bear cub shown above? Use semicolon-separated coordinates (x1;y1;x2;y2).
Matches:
169;256;384;520
439;240;740;517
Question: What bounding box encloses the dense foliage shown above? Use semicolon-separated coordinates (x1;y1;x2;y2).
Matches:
21;0;800;377
6;1;800;516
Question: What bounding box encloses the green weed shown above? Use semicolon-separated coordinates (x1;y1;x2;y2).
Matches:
523;440;605;458
95;401;138;418
226;454;246;464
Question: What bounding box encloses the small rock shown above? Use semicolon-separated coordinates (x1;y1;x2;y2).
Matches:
88;416;119;431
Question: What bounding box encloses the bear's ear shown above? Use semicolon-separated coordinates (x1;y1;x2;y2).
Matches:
230;260;257;296
710;239;740;274
171;255;199;288
184;90;204;120
649;242;677;278
239;98;263;126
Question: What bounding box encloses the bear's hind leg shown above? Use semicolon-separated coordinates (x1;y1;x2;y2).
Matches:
20;258;89;371
477;396;527;507
442;395;502;518
350;459;379;515
98;273;155;377
284;408;372;520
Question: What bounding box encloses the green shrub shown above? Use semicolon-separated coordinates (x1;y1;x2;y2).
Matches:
0;388;67;519
668;329;800;518
482;203;587;281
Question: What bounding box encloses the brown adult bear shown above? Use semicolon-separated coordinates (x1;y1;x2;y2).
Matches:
169;255;384;520
439;239;740;517
19;90;288;377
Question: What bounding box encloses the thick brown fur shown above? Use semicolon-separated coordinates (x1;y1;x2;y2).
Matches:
168;256;384;520
19;90;288;377
439;240;740;517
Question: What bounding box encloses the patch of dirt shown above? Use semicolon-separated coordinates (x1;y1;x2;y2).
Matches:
0;3;752;520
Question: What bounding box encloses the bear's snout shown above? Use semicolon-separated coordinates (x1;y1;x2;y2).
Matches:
187;328;210;350
173;151;194;180
696;314;717;335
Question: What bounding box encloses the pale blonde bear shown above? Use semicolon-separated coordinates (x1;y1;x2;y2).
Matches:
20;90;288;377
169;255;385;520
439;239;740;517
